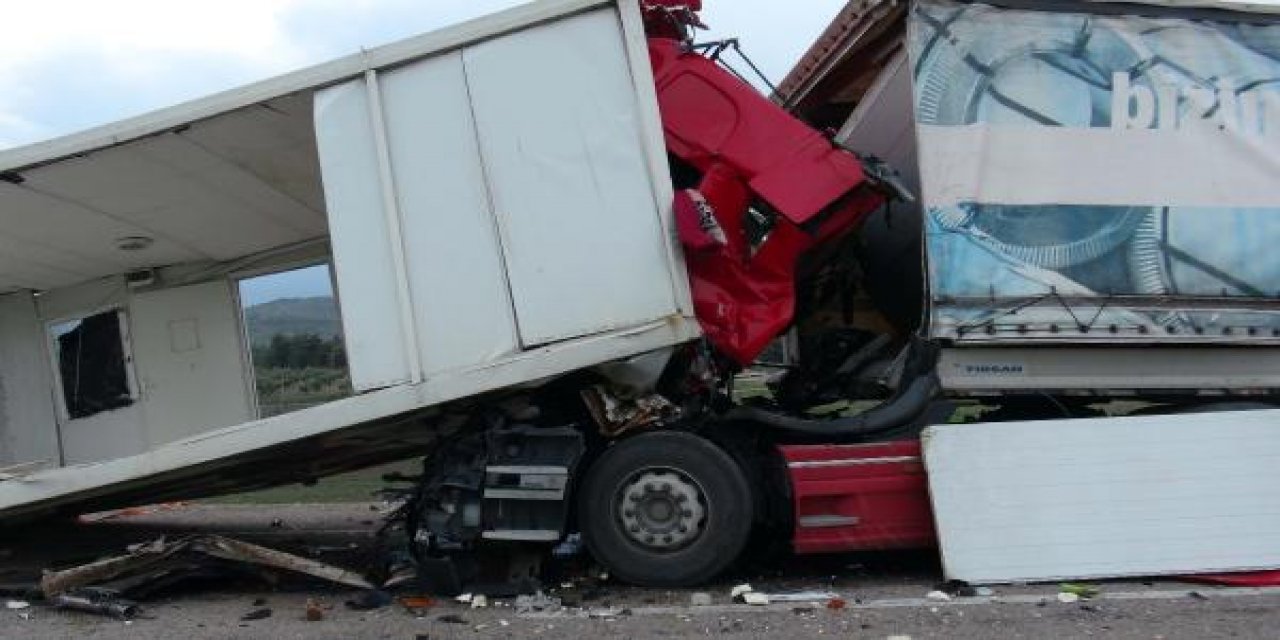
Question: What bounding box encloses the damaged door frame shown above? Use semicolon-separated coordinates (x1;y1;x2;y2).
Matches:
44;304;142;467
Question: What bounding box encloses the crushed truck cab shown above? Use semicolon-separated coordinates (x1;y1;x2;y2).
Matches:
2;0;1280;590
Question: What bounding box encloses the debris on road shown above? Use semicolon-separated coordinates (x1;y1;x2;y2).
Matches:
240;608;272;621
345;589;393;611
515;592;561;614
50;587;139;620
39;535;373;599
925;590;953;602
1059;583;1101;599
399;596;436;614
768;590;841;603
934;580;977;597
305;598;325;621
438;614;468;624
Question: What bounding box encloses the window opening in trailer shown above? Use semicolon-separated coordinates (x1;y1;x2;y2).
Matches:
50;310;134;420
238;263;352;417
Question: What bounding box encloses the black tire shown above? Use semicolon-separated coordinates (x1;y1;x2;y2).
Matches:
578;431;753;587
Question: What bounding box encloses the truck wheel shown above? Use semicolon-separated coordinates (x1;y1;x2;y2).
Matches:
578;431;753;587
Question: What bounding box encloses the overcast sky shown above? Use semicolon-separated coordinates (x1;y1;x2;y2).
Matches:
0;0;846;150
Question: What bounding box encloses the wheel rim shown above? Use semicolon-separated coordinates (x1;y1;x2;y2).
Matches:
614;467;707;552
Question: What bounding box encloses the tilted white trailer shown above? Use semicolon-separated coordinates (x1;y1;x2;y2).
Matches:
0;0;700;522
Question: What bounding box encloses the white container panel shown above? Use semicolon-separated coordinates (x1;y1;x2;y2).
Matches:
924;411;1280;584
0;293;59;467
379;53;520;376
130;280;254;447
463;9;679;346
315;80;412;391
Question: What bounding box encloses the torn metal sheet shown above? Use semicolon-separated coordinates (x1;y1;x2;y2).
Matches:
581;386;678;436
40;535;372;598
50;587;139;620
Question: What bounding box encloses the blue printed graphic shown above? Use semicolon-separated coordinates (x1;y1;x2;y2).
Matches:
910;0;1280;338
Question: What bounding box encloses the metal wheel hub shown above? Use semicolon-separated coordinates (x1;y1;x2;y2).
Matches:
617;469;706;551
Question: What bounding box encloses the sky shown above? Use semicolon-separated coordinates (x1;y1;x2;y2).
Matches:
0;0;846;149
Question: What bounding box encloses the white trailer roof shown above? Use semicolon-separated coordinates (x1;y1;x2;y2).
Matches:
0;0;610;295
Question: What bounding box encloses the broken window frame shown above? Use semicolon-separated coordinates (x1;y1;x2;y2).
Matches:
46;307;139;422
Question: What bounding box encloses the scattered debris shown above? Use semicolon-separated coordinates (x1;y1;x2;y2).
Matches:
934;579;978;597
50;587;139;620
1059;583;1101;599
925;590;953;602
39;535;373;599
588;607;629;618
240;608;272;621
552;534;584;559
399;596;437;613
690;592;713;607
515;592;562;614
769;590;841;603
5;600;30;610
438;614;468;624
345;589;393;611
1188;591;1210;601
305;599;325;622
581;387;679;436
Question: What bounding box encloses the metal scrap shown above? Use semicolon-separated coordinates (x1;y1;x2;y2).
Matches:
50;587;139;620
581;386;679;436
39;535;373;599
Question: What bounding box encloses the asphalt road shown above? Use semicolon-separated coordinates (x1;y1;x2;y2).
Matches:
1;503;1276;639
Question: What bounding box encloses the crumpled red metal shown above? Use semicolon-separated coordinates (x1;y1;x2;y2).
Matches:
650;36;883;365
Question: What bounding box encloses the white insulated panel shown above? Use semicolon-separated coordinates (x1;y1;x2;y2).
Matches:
379;53;521;376
314;80;412;391
924;411;1280;584
0;293;59;467
463;9;679;346
37;278;148;466
129;280;254;448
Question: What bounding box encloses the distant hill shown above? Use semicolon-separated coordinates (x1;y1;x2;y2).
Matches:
244;297;342;346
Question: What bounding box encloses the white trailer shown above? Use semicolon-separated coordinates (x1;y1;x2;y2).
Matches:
0;0;699;522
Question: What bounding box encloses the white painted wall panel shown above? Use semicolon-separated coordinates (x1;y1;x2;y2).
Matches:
924;411;1280;584
464;9;679;346
37;277;147;465
379;53;520;376
130;281;254;447
0;293;59;467
314;80;412;391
